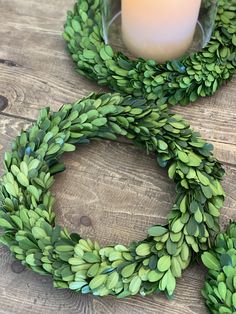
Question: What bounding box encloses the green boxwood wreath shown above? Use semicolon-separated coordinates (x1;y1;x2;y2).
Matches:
201;222;236;314
0;93;226;298
63;0;236;106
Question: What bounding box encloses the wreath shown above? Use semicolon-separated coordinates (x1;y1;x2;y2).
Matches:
202;222;236;314
0;93;225;298
63;0;236;106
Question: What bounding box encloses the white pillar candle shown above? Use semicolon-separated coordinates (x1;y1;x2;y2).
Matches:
122;0;201;63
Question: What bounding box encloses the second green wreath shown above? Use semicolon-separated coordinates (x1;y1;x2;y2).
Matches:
63;0;236;106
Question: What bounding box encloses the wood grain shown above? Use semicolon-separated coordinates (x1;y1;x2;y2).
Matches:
0;0;235;313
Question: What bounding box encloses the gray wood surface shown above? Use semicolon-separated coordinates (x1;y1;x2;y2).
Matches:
0;0;235;313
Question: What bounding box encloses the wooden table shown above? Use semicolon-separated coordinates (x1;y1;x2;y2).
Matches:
0;1;235;313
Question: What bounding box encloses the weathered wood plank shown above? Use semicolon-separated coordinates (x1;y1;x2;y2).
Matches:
0;0;101;116
0;0;235;313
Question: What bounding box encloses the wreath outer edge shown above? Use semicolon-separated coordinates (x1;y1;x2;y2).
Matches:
0;93;225;300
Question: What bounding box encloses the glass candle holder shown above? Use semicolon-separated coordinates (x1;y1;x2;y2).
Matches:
101;0;218;63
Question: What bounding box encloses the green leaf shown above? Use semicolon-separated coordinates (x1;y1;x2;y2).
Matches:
218;282;227;301
166;239;178;255
46;144;61;155
27;185;40;201
63;143;76;152
91;117;107;126
135;243;151;256
28;159;40;171
11;215;23;229
89;274;107;290
26;254;37;266
157;255;171;272
186;217;197;236
32;227;47;239
194;208;202;223
197;170;210;186
148;226;168;237
100;46;113;60
168;163;176;179
201;185;213;199
220;254;232;267
187;152;202;167
201;252;221;271
71;19;81;33
11;165;20;176
157;140;168;151
20;161;28;176
106;272;119;290
171;257;182;278
129;276;142;295
148;270;163;282
117;290;131;298
232;34;236;46
83;252;100;263
158;271;168;291
169;121;185;129
69;281;87;290
17;172;29;187
208;202;220;217
178;151;189;163
232;292;236;308
5;183;18;197
166;270;176;295
190;201;199;213
114;245;129;252
219;306;231;314
179;195;187;213
87;263;100;277
121;263;136;278
56;245;74;252
181;243;190;261
0;218;14;229
68;257;84;266
170;232;182;242
186;168;196;179
171;219;184;233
